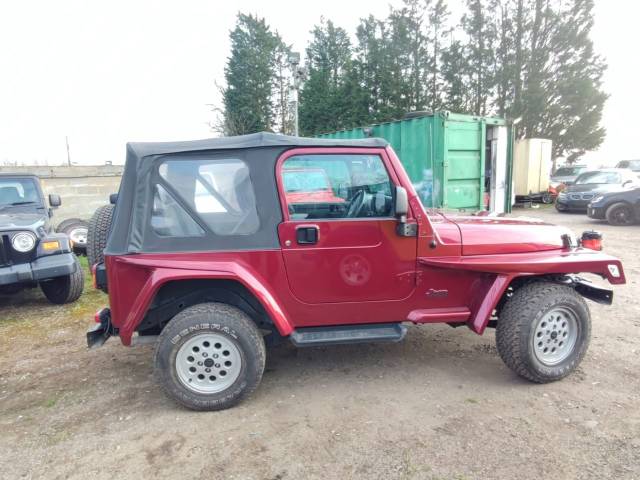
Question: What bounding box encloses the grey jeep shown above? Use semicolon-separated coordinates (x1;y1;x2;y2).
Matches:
0;174;83;303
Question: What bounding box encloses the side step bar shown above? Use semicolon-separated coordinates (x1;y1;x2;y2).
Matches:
290;323;407;347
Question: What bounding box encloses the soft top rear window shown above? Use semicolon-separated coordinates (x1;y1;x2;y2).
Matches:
158;158;259;236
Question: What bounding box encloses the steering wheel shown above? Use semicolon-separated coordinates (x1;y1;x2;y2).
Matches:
347;190;367;218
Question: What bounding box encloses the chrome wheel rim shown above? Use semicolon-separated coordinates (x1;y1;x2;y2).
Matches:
532;307;579;366
176;333;242;394
69;227;88;245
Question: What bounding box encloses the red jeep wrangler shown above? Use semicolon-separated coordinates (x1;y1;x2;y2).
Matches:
88;133;625;411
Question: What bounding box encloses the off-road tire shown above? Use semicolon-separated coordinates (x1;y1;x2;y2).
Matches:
40;256;84;304
605;202;635;226
496;282;591;383
154;303;266;411
56;218;89;254
87;204;114;267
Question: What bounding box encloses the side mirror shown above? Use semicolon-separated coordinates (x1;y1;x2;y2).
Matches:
48;194;61;208
109;193;118;205
395;186;408;218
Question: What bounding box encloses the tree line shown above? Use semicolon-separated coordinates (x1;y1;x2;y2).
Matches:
218;0;606;160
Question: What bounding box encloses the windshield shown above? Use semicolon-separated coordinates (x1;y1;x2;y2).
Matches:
554;166;585;177
283;170;330;192
616;160;640;170
575;171;621;185
0;178;41;207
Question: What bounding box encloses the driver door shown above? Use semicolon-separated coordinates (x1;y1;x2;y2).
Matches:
277;148;417;304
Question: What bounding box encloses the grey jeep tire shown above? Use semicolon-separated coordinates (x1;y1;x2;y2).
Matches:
40;256;84;304
87;204;114;267
154;302;266;411
496;282;591;383
56;218;89;254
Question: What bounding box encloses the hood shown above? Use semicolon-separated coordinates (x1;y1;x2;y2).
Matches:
564;183;623;194
438;215;571;256
0;212;47;231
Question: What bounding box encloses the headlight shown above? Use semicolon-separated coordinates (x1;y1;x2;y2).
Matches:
558;192;567;198
11;232;37;252
591;195;604;203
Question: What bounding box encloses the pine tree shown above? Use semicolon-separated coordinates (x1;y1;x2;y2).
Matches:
221;14;279;135
427;0;451;110
272;38;294;135
461;0;498;115
536;0;607;159
441;39;470;112
299;19;353;135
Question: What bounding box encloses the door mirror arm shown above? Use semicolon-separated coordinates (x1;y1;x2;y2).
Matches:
395;186;417;237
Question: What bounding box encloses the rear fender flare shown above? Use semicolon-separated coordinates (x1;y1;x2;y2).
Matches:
118;264;293;346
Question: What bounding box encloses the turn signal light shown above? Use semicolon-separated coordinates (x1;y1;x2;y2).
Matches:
581;231;602;251
41;240;60;251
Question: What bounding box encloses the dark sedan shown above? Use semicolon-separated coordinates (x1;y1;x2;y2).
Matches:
587;186;640;225
555;168;639;213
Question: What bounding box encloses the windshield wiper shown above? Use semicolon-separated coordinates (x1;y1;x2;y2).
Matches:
9;201;38;206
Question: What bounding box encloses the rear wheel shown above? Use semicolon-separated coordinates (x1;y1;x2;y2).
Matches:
40;256;84;304
87;204;114;267
541;192;553;204
154;303;266;411
496;282;590;383
605;202;635;226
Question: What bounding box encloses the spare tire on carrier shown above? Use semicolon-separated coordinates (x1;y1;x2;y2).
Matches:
87;204;114;268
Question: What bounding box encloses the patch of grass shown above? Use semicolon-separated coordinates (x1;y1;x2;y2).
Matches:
464;398;478;404
44;397;58;408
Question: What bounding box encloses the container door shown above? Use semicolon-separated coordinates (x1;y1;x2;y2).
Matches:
444;120;484;210
489;126;508;213
276;149;417;304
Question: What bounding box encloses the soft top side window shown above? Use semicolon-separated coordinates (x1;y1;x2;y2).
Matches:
157;158;259;236
281;154;394;220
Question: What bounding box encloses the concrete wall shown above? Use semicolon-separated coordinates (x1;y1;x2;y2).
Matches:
0;165;123;226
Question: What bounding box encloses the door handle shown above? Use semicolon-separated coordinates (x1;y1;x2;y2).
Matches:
296;225;319;245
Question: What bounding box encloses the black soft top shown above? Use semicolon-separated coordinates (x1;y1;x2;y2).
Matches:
107;132;388;255
126;132;387;161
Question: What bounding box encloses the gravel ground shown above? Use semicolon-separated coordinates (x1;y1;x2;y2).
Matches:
1;207;639;480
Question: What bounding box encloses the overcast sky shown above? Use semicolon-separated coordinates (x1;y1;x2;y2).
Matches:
0;0;636;166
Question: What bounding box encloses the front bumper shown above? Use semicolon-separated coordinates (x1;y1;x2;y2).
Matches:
556;197;590;211
587;205;607;219
0;252;77;286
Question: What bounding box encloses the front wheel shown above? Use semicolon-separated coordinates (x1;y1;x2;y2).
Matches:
40;256;84;304
496;282;591;383
154;303;266;411
606;202;635;226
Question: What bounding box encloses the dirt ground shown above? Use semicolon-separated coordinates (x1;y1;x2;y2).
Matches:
1;208;639;480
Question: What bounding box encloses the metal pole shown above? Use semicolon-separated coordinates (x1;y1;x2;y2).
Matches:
293;88;299;137
65;136;71;166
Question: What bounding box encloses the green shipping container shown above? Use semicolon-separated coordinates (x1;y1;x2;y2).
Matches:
317;111;514;213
